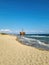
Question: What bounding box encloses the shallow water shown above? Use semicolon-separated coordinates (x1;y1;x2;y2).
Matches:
17;34;49;50
24;34;49;44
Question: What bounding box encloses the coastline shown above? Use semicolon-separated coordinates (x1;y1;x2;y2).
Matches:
17;36;49;50
0;34;49;65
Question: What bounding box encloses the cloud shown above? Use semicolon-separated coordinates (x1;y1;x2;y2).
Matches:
0;29;48;34
15;29;45;34
22;30;47;34
0;29;12;33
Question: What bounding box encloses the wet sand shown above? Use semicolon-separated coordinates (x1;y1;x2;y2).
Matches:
0;34;49;65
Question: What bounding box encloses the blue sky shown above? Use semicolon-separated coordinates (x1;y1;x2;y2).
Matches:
0;0;49;33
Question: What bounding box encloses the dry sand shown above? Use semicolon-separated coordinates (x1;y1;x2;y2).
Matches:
0;34;49;65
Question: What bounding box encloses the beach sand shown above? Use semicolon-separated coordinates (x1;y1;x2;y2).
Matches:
0;34;49;65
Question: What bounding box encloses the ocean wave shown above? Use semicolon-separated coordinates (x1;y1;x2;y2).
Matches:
28;35;48;38
18;36;49;50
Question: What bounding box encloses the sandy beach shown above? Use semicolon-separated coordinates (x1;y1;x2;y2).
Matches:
0;34;49;65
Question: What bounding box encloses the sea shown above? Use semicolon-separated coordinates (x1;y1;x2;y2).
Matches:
17;34;49;50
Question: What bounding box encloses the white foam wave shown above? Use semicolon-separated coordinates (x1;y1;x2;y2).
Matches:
30;35;48;38
18;36;49;47
37;40;49;47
